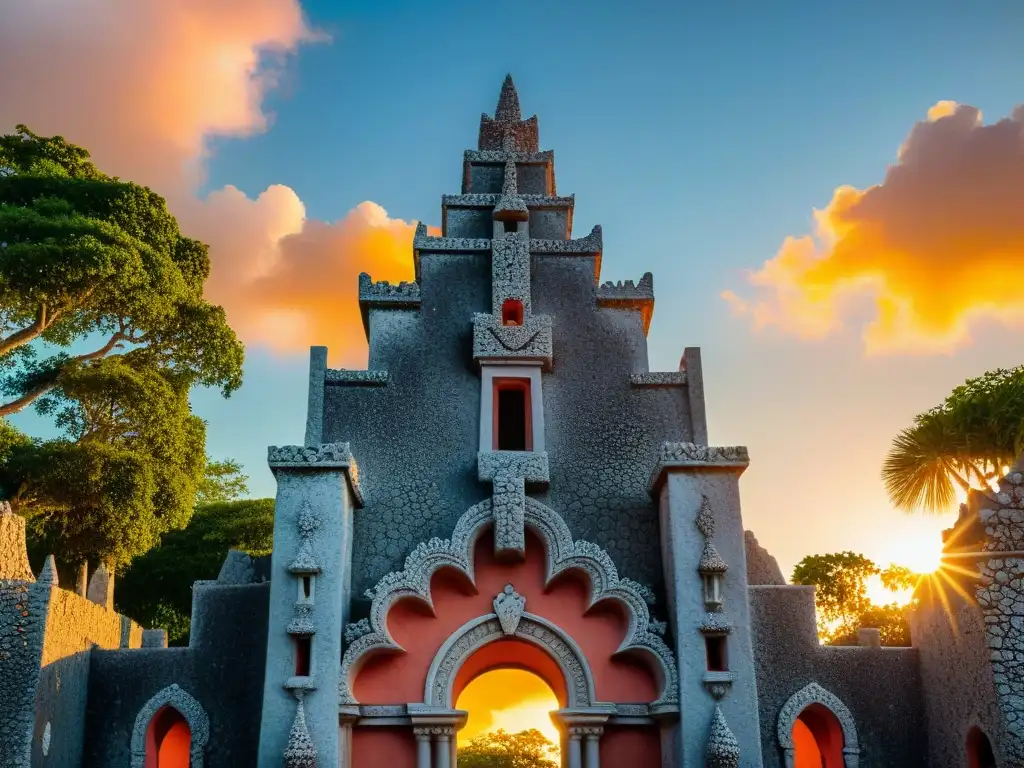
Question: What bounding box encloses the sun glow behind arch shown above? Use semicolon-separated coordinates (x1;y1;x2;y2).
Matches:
456;669;561;752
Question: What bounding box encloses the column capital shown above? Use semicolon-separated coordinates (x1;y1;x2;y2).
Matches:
647;442;749;496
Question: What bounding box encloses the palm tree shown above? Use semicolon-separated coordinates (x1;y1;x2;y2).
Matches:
882;367;1024;512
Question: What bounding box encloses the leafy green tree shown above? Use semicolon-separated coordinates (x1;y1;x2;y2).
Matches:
0;125;243;417
457;729;558;768
792;552;879;640
883;367;1024;513
116;497;274;645
196;458;249;505
791;552;919;646
6;355;205;569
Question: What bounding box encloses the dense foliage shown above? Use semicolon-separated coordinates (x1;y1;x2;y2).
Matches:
883;366;1024;513
3;357;205;567
116;496;274;645
0;125;243;417
791;552;918;646
457;729;559;768
0;126;244;572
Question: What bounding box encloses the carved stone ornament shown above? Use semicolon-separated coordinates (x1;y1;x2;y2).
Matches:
283;693;318;768
339;496;678;708
777;682;861;768
493;584;526;635
288;502;322;575
707;706;741;768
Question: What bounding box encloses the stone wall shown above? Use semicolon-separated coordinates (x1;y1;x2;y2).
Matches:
910;581;1003;767
744;530;786;586
83;581;269;768
750;585;926;767
973;469;1024;764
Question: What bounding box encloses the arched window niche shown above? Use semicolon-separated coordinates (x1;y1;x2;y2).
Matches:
130;684;210;768
777;682;860;768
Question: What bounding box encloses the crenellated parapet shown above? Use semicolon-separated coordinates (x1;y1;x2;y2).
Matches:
325;369;389;388
597;272;655;334
357;272;421;336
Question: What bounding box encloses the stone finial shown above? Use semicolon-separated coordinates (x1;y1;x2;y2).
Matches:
142;628;168;648
495;74;521;122
0;501;34;581
37;555;58;587
87;562;115;609
493;160;528;222
707;706;741;767
283;694;318;768
857;627;881;648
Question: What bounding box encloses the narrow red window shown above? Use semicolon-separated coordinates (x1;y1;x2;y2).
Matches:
493;379;532;451
501;299;524;326
705;635;728;672
294;636;312;676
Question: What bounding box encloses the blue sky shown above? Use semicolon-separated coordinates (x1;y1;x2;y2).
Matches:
11;0;1024;578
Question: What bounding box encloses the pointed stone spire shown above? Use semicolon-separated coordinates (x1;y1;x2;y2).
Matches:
283;694;318;768
495;74;522;122
479;74;539;153
707;706;741;768
38;555;59;587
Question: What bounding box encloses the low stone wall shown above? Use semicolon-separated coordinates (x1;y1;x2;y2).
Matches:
84;581;270;768
750;585;926;767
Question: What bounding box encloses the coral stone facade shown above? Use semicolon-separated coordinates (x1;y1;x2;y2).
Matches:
1;76;1021;767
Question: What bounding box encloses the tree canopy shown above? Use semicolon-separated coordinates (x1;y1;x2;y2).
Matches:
116;496;274;645
4;356;205;567
883;366;1024;513
791;551;918;646
457;729;559;768
0;125;243;417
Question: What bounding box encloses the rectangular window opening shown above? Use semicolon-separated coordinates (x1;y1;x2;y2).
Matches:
502;299;524;326
705;635;728;672
294;636;312;677
302;576;312;600
494;379;532;452
505;221;518;234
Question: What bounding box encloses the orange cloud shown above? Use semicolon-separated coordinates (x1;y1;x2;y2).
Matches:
724;102;1024;354
0;0;428;366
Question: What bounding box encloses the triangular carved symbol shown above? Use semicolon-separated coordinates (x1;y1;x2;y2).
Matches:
493;584;526;635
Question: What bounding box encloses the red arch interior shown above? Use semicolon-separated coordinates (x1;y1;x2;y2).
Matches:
793;703;844;768
145;706;191;768
452;637;569;707
967;726;996;768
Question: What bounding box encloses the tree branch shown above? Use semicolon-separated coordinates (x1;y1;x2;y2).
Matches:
0;332;124;417
0;304;66;358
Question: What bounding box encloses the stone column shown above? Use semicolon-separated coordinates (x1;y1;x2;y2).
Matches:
339;711;358;768
433;727;453;768
256;443;361;768
650;443;764;767
414;728;432;768
566;729;583;768
583;727;602;768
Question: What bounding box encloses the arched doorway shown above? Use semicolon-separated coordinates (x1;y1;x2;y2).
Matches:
967;726;996;768
145;706;191;768
777;683;860;768
130;684;209;768
456;668;561;765
791;703;844;767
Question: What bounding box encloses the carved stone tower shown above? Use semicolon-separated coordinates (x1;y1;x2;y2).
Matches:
257;75;761;768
